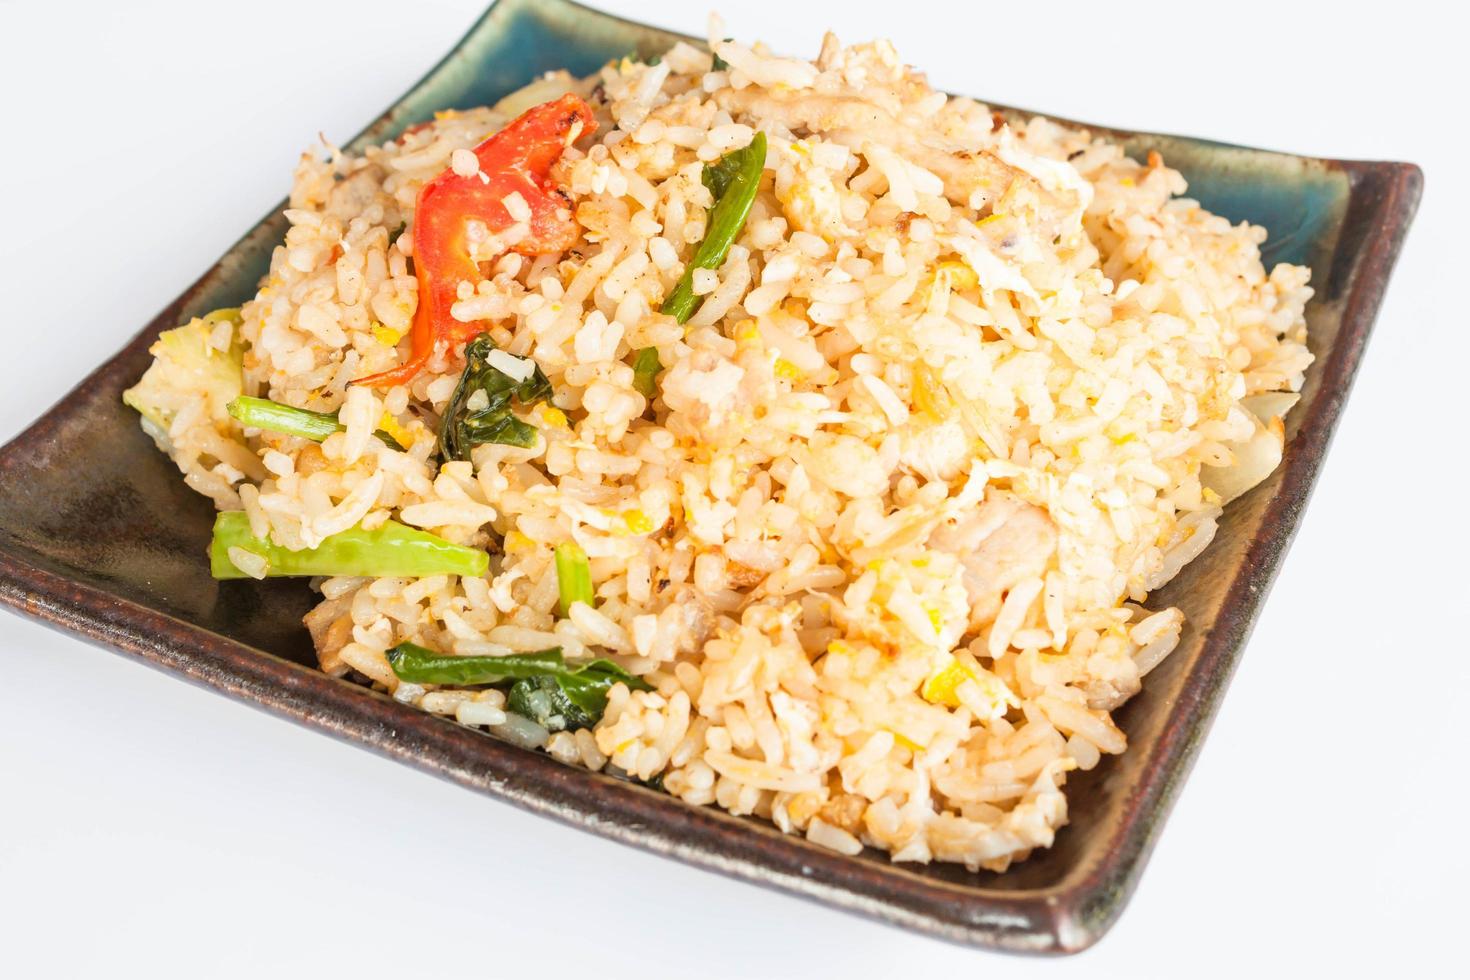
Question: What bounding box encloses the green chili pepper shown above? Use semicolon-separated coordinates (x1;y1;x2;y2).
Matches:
209;511;488;579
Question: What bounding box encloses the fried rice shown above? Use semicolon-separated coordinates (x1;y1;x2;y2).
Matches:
124;22;1312;871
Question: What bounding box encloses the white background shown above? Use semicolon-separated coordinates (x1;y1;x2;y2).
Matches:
0;1;1464;975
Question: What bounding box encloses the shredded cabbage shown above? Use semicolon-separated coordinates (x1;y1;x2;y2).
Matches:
122;309;244;440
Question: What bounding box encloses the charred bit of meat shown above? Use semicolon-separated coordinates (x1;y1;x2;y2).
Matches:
724;561;768;589
302;595;355;676
817;793;869;835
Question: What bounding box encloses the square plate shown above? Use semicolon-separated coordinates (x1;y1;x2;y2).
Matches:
0;0;1420;954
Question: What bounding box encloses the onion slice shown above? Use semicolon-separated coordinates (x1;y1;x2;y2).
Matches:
1201;393;1300;504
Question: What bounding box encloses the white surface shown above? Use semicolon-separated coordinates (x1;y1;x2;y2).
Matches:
0;1;1464;975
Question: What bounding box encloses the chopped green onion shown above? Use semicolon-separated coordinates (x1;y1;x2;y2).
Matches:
209;511;488;579
554;540;595;617
631;347;661;398
660;131;767;325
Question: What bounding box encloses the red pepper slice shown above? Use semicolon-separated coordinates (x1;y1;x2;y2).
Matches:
356;95;596;388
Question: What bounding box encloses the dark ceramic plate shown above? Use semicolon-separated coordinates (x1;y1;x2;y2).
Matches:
0;0;1420;955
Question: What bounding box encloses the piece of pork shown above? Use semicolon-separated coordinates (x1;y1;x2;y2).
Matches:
928;490;1057;629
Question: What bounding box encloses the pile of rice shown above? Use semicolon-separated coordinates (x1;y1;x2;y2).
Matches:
137;24;1312;870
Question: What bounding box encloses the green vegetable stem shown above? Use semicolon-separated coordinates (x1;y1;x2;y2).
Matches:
209;511;488;579
631;132;767;397
386;642;651;729
554;541;595;617
660;131;767;324
227;396;404;448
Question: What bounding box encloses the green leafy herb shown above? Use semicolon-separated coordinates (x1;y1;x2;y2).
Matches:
388;643;562;685
555;541;594;617
440;334;553;461
660;131;767;324
386;642;651;728
209;511;487;579
701;147;745;200
507;674;596;732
